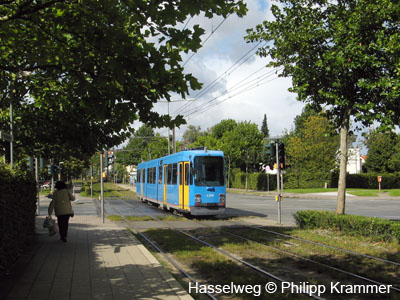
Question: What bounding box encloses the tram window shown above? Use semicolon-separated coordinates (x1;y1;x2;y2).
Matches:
148;168;152;183
152;167;156;184
194;156;224;186
137;170;140;183
172;163;177;185
179;164;183;185
158;166;162;184
185;163;189;185
167;164;172;184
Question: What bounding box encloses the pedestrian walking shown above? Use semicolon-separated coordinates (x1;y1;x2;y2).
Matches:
48;181;75;242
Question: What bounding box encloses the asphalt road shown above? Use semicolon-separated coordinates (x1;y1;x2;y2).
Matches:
39;185;399;226
225;192;400;224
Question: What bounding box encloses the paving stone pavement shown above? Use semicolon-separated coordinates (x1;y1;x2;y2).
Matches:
3;198;193;300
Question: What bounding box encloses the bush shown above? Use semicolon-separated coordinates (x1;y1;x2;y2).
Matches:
293;210;400;241
231;171;277;191
330;172;400;189
285;171;332;189
0;164;37;273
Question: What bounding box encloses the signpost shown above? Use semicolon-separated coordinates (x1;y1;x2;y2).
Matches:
265;137;285;224
377;176;382;191
0;130;12;142
100;152;105;223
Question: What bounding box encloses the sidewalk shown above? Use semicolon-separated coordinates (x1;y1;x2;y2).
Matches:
3;196;192;300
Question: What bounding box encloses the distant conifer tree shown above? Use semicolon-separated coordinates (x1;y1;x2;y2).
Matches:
261;114;269;138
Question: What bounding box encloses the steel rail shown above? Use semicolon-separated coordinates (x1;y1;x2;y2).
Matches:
252;226;400;267
116;199;325;300
223;230;400;293
105;200;218;300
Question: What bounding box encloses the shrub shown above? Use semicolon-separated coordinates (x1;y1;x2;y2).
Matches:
0;164;37;274
293;210;400;241
330;172;400;189
231;171;277;191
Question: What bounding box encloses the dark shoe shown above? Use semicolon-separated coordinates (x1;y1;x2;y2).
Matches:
61;237;67;243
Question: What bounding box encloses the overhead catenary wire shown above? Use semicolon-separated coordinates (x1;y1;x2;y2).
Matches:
182;72;282;118
174;65;283;119
182;15;230;67
172;41;268;118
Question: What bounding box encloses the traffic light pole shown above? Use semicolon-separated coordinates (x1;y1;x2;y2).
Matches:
276;142;282;224
100;152;105;223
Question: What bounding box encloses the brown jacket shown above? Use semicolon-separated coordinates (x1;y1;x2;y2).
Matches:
48;189;75;216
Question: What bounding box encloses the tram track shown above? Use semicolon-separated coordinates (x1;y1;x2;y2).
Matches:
104;199;218;300
185;216;400;294
249;226;400;267
104;198;399;299
109;199;324;299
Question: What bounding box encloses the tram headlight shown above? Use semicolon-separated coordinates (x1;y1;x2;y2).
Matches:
195;194;202;203
219;194;225;204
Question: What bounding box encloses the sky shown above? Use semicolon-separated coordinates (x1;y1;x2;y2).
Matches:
133;0;305;141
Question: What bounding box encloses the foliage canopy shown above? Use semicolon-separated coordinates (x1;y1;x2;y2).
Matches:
246;0;400;213
0;0;247;161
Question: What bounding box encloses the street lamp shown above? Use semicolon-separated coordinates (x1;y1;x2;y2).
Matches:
160;98;194;154
9;71;31;168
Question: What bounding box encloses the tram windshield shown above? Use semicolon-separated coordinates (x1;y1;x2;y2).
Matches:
194;156;224;186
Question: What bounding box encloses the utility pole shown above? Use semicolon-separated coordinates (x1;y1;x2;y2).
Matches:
265;138;284;224
100;152;105;223
275;142;282;224
9;82;13;168
35;157;40;215
162;98;194;155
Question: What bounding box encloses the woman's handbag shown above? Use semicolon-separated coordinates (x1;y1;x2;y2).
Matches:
48;221;57;236
43;216;57;236
43;216;52;228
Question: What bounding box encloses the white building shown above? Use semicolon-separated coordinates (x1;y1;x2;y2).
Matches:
126;165;137;185
347;148;364;174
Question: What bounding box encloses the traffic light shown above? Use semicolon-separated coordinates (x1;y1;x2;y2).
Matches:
53;165;60;174
40;157;47;168
265;143;272;156
47;164;61;176
107;152;114;166
265;142;276;168
278;142;285;169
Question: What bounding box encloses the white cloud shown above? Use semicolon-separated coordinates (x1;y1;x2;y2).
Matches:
131;0;304;142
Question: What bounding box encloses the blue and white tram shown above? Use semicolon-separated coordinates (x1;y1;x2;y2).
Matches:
137;149;226;216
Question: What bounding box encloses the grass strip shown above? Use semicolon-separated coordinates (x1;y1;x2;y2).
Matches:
81;182;136;198
144;229;300;299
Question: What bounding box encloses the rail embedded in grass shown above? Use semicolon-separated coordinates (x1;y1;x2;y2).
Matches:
81;182;137;198
144;229;303;300
227;226;400;289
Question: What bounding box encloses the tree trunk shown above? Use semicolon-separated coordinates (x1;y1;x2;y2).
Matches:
336;108;351;214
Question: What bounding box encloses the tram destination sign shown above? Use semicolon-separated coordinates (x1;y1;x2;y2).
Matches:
0;130;13;142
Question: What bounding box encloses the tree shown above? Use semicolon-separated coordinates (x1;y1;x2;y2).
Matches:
190;119;264;187
364;129;400;173
211;119;238;139
246;0;400;214
0;0;247;162
141;134;170;161
117;125;156;166
182;125;204;145
261;114;269;138
285;114;339;188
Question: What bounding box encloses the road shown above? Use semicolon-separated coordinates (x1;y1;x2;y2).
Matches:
225;192;400;224
39;185;399;226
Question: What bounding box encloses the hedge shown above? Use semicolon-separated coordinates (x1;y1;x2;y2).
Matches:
293;210;400;241
231;170;277;191
330;172;400;189
231;171;400;190
0;164;37;274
